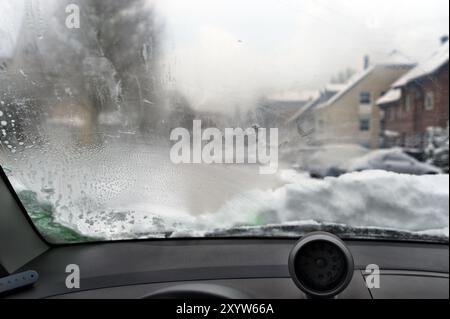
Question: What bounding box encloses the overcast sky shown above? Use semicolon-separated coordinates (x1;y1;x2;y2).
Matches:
1;0;449;111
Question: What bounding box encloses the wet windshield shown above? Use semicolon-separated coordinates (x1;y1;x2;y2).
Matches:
0;0;448;243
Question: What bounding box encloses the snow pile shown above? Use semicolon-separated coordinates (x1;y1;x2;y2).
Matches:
204;170;449;237
7;153;448;241
282;170;448;234
44;169;448;241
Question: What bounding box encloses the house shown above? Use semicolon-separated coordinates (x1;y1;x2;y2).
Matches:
378;39;449;149
312;53;415;148
286;84;345;145
256;90;319;142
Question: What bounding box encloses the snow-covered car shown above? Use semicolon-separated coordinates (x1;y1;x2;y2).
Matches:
344;148;442;175
297;144;369;178
433;146;449;173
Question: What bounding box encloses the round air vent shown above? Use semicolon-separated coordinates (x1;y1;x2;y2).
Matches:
288;232;354;298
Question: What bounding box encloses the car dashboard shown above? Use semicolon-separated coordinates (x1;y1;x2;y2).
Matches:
5;238;449;299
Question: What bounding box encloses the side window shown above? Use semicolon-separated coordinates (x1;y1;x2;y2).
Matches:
384;153;412;162
360;91;372;104
424;91;434;110
384;154;401;162
359;118;370;131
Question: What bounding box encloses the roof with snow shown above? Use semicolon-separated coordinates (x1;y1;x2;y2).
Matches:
266;90;320;103
317;66;375;109
376;50;416;66
317;50;415;110
376;88;401;106
393;42;449;87
324;83;347;92
287;85;342;123
286;98;318;124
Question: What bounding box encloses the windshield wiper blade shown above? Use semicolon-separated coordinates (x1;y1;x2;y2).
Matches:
203;222;448;243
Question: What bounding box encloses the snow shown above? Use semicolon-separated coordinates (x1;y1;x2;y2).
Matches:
343;148;441;174
17;167;447;241
203;170;449;238
287;84;345;123
376;50;415;66
4;134;448;242
319;50;416;110
266;90;320;103
324;83;347;92
384;130;400;138
286;97;318;123
343;148;405;171
376;88;401;106
393;42;449;87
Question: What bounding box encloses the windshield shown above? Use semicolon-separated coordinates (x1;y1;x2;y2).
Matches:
0;0;448;244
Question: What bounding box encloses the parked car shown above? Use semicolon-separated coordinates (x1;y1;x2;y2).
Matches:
344;148;442;175
299;144;369;178
432;146;449;173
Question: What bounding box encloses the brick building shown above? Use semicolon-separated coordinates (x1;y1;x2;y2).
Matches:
378;40;449;149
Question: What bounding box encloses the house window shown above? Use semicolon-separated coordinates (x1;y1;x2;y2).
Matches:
359;91;372;104
405;95;412;112
424;91;434;110
360;118;370;131
416;90;423;99
390;108;396;121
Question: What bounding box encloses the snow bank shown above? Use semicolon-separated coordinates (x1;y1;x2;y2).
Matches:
205;170;449;236
9;163;449;241
52;169;449;241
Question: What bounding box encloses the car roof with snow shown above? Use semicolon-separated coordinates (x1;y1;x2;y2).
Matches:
344;148;412;169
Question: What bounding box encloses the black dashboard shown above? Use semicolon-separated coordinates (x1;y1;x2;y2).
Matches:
5;237;449;299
